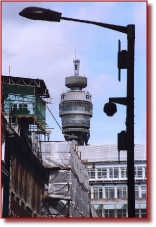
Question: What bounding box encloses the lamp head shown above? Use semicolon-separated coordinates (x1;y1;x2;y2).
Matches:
19;7;62;22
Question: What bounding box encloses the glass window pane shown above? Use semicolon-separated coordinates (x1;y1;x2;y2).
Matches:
141;186;146;199
135;209;139;217
135;186;139;199
123;187;127;198
110;188;114;198
88;169;95;179
105;209;115;218
105;187;114;198
109;168;113;178
141;209;146;218
109;210;115;217
93;187;103;199
114;168;119;178
121;167;127;178
117;209;126;217
138;167;143;177
105;209;109;218
117;187;122;198
97;168;107;179
117;186;127;199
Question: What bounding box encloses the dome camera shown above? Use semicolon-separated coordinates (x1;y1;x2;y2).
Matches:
103;102;117;117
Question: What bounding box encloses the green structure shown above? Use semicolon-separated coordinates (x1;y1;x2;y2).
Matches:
2;75;50;133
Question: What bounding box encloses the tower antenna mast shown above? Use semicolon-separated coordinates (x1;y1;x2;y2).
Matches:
73;51;80;76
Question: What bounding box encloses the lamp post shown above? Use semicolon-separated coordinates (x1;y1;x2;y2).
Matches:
19;6;135;218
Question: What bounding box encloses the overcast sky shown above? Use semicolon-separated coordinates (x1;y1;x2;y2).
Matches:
2;1;147;145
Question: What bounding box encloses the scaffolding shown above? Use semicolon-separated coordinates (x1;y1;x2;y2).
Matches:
41;141;91;217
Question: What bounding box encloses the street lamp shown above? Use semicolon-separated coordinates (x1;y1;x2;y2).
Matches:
19;6;135;218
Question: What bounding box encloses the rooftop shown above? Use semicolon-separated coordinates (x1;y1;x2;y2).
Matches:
2;75;50;98
78;144;146;163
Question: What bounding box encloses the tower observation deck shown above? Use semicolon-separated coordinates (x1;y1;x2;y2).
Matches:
59;59;93;145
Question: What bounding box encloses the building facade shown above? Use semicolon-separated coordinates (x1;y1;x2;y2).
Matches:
79;144;146;218
1;75;51;217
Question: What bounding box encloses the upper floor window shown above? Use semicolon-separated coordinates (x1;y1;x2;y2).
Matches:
105;187;114;199
134;166;144;178
135;185;139;199
93;187;103;199
97;168;107;179
117;186;127;199
141;186;146;199
88;168;95;179
121;167;127;178
109;167;119;178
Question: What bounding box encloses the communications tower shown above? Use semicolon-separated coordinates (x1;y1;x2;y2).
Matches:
59;59;93;145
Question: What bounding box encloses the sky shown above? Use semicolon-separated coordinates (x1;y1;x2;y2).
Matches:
2;1;147;146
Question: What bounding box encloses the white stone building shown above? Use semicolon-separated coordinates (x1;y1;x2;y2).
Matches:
78;144;146;218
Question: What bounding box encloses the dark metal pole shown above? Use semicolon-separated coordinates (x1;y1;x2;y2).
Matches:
126;24;135;217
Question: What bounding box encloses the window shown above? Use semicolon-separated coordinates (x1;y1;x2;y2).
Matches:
141;186;146;199
116;204;127;217
135;185;139;199
88;169;95;179
114;168;119;178
109;168;113;178
105;187;114;199
93;187;103;199
108;167;119;178
135;209;140;217
105;209;114;217
97;168;107;179
105;209;115;218
138;167;143;178
117;186;127;199
140;204;146;217
62;114;90;126
120;167;127;178
135;166;143;178
141;209;146;218
117;209;126;217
